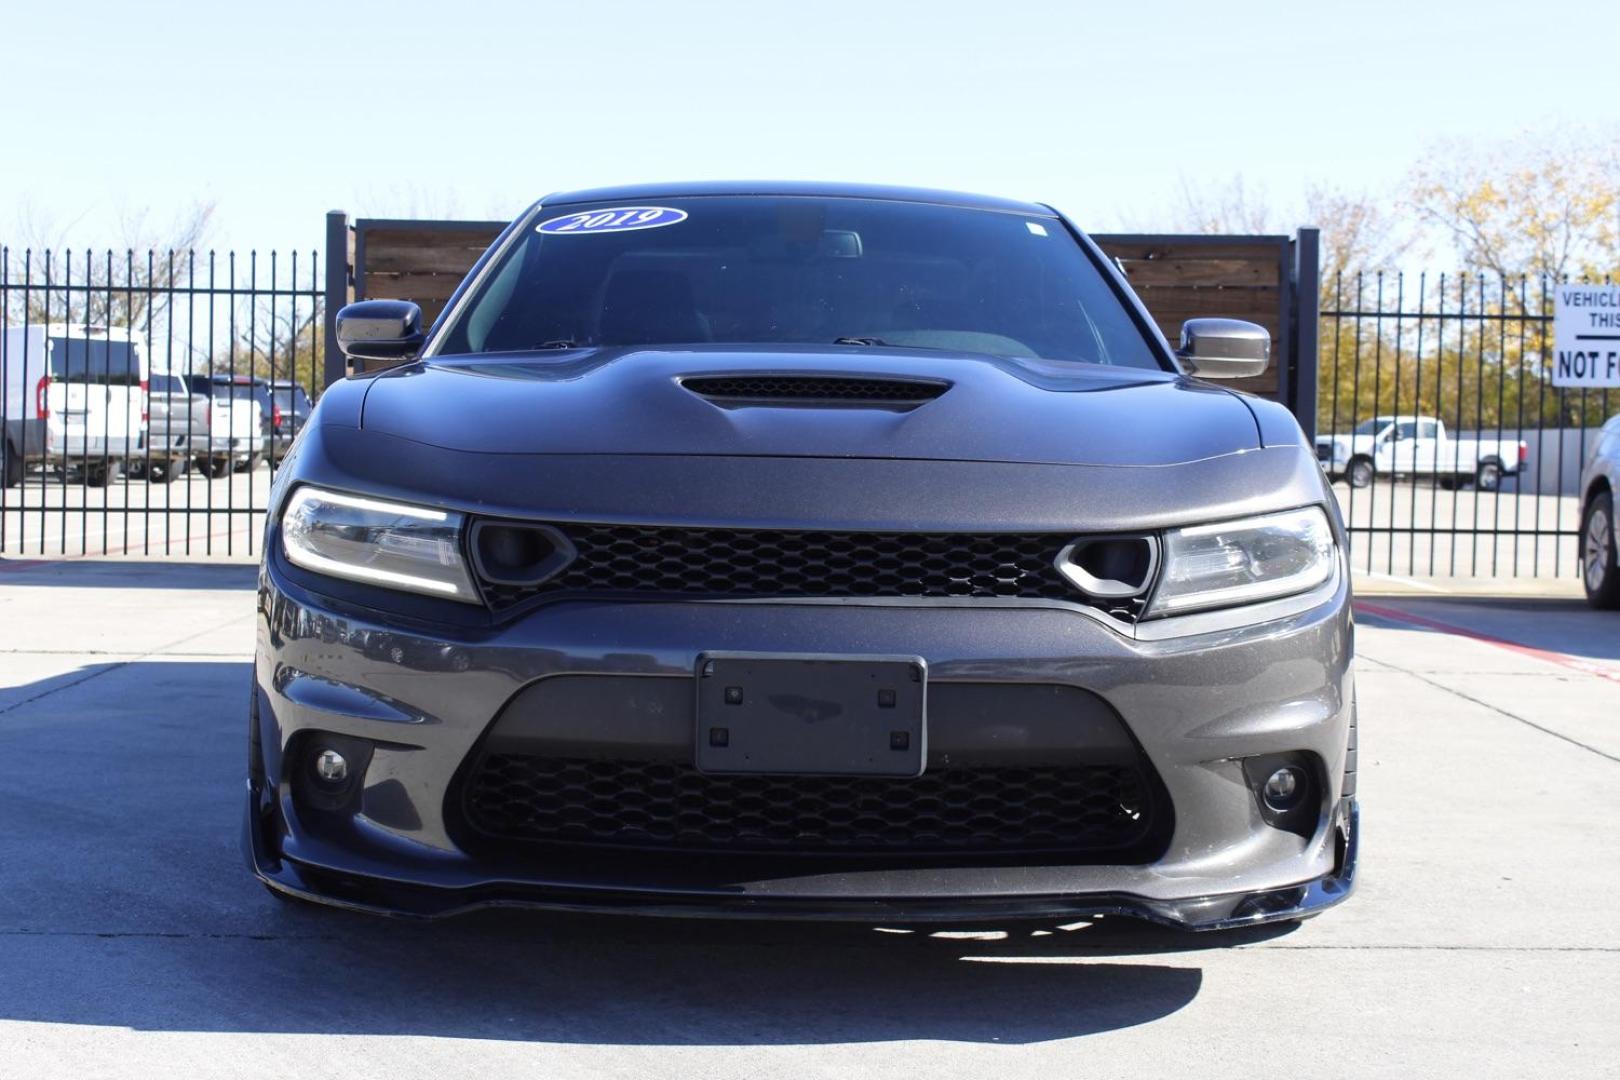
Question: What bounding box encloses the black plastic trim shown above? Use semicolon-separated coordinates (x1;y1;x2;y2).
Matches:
469;519;578;587
248;797;1356;931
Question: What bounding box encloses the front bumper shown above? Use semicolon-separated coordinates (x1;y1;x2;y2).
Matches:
248;556;1357;929
42;433;133;463
250;793;1356;929
140;430;204;457
200;433;268;459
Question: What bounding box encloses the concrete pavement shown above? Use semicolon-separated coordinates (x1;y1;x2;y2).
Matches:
1;559;1617;1079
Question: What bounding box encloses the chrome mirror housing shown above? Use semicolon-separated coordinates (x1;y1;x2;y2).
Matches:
1176;318;1270;379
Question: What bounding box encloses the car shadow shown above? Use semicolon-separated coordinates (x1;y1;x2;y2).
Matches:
0;656;1272;1045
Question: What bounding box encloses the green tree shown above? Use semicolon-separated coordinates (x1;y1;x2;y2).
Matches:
1407;129;1620;281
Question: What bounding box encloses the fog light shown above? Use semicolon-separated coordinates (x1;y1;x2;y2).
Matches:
313;748;349;784
1264;766;1303;810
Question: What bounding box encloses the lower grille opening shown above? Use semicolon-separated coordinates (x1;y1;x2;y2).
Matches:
461;753;1160;858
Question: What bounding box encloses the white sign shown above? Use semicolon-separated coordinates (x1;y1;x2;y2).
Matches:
1553;284;1620;388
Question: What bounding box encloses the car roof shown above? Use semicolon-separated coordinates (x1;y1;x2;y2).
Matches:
535;181;1059;217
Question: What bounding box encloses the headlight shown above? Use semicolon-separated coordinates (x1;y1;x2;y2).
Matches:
1147;506;1336;617
280;486;478;602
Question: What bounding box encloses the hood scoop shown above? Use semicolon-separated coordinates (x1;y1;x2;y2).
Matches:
680;374;950;410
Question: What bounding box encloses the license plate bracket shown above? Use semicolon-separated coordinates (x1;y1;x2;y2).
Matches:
695;653;926;776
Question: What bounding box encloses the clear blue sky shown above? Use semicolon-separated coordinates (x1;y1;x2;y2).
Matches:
4;0;1617;255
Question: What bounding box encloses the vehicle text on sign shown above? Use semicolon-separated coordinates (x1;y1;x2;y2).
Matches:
1553;284;1620;388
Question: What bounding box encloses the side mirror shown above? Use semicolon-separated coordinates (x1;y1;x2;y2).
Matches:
335;300;425;364
1175;318;1270;379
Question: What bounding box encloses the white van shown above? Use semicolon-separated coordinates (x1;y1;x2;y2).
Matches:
1;324;148;486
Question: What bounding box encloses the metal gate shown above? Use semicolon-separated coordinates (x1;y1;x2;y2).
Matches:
1319;272;1610;580
1;247;323;556
10;221;1606;580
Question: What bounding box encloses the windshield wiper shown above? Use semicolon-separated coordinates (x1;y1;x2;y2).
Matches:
832;336;948;351
536;339;583;350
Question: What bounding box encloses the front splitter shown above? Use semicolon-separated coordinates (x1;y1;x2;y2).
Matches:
246;788;1358;932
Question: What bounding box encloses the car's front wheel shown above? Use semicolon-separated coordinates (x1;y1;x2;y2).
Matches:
1584;490;1620;610
1347;457;1374;489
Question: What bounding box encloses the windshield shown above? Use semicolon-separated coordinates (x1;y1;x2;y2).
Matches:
1354;418;1391;435
434;197;1163;369
48;337;139;385
272;388;310;412
202;382;271;409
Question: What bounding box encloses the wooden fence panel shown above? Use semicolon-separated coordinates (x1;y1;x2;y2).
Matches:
1094;235;1291;400
353;220;504;338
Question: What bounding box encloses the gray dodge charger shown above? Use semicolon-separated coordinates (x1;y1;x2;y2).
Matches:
247;182;1358;929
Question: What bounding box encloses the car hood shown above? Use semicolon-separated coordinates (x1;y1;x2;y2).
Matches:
1318;433;1372;450
359;345;1262;467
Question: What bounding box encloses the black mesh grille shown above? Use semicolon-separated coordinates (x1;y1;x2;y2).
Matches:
463;754;1157;855
682;375;947;405
473;526;1088;612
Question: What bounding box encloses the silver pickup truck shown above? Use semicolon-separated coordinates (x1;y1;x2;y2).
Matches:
1316;415;1528;491
134;373;209;482
135;373;274;480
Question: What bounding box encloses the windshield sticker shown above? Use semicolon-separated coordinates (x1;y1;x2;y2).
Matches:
536;206;688;235
1025;221;1049;237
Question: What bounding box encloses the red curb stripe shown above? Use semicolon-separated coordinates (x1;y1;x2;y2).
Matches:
1354;599;1620;686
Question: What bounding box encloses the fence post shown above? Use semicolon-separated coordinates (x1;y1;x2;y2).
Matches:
1292;227;1321;442
322;210;351;391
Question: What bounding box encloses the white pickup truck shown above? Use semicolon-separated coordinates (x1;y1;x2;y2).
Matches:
1316;415;1528;491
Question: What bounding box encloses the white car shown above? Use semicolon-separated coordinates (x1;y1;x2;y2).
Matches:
1581;414;1620;609
1316;415;1528;492
1;324;147;487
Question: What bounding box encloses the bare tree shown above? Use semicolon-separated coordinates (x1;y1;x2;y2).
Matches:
1304;183;1411;281
1172;173;1278;235
232;298;326;392
1172;174;1410;280
1;201;216;330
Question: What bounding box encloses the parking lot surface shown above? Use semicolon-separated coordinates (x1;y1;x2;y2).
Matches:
1330;475;1585;581
0;560;1616;1079
0;466;273;559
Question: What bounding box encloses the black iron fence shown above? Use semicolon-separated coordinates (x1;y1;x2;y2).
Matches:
0;246;324;556
1319;271;1611;580
3;234;1612;580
